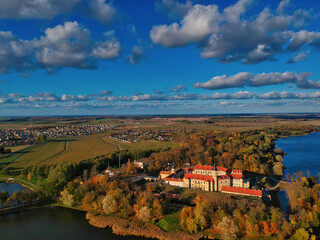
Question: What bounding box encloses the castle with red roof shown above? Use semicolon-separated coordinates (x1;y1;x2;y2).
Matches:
160;164;263;197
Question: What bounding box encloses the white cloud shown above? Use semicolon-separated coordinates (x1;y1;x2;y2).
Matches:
150;4;220;47
35;22;94;70
125;46;146;64
155;0;193;18
258;91;320;99
0;21;121;73
287;51;309;63
92;36;121;60
193;72;319;90
89;0;116;23
0;31;34;73
0;0;80;19
151;0;317;64
172;84;187;92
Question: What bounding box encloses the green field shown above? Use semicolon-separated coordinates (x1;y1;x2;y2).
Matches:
157;211;181;232
105;137;178;151
8;133;118;169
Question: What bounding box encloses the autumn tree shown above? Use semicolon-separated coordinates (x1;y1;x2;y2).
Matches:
217;217;239;240
59;189;74;207
102;194;117;214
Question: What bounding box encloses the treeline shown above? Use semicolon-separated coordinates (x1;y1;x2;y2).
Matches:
19;147;169;198
263;125;318;137
148;130;282;175
59;175;166;222
147;126;318;175
0;189;38;207
0;146;11;154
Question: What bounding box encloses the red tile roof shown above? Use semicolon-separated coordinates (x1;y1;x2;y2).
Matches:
164;178;183;182
195;165;214;170
217;166;229;172
221;186;262;197
184;173;213;182
230;174;243;179
160;171;171;175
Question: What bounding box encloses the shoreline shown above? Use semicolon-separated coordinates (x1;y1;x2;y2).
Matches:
85;212;203;240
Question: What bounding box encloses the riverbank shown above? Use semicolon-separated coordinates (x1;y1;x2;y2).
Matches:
86;212;203;240
0;177;38;191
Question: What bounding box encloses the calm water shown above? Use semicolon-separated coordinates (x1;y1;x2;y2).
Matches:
0;207;150;240
0;182;26;195
0;183;149;240
276;131;320;177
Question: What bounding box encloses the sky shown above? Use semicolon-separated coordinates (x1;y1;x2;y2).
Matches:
0;0;320;116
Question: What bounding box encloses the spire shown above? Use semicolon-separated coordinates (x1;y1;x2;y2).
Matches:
213;162;216;171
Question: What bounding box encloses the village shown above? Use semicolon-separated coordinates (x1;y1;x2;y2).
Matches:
109;128;197;143
0;124;115;147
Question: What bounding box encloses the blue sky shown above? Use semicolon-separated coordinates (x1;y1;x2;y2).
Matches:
0;0;320;116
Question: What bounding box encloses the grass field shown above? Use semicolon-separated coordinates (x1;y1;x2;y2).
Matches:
104;137;178;151
157;211;181;232
7;145;32;152
9;132;118;169
0;145;38;170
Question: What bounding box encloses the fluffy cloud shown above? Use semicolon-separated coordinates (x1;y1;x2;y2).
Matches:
18;92;59;102
151;0;317;64
125;46;146;64
155;0;193;18
0;21;121;73
3;90;320;110
172;84;187;92
35;22;94;70
0;0;116;23
258;91;320;99
61;94;91;101
0;31;35;73
92;32;121;60
151;4;220;47
287;51;309;63
89;0;116;23
0;0;80;19
193;72;319;90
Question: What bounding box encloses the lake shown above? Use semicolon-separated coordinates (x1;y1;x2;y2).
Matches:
0;183;149;240
0;206;151;240
0;182;26;195
276;131;320;177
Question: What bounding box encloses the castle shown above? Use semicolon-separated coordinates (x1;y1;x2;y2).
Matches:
159;164;263;197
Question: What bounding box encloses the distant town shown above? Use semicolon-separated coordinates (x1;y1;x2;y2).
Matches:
0;124;115;147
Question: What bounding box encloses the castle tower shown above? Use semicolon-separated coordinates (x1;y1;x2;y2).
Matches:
171;163;176;174
212;167;218;191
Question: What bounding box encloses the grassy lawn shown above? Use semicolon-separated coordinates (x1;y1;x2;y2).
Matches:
157;211;181;232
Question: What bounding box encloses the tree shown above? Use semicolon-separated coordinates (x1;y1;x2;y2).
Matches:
0;191;9;206
102;194;117;214
293;228;309;240
59;189;74;207
37;134;47;142
217;217;239;240
139;206;151;222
